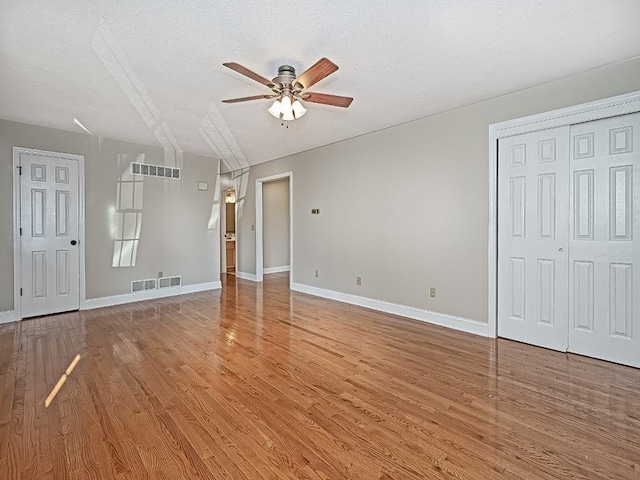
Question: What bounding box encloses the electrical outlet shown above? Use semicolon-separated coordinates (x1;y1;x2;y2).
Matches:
430;287;436;298
356;276;362;286
251;224;255;231
158;271;163;278
315;269;319;278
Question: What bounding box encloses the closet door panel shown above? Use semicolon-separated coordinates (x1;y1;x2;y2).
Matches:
498;127;570;351
568;112;640;368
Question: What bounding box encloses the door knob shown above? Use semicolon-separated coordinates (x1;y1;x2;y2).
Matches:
70;240;77;246
559;247;563;252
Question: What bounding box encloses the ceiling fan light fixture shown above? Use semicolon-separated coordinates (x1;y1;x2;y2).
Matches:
267;99;282;118
223;59;353;121
292;100;306;118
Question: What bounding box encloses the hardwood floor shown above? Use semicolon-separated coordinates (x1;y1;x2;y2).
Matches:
1;273;639;479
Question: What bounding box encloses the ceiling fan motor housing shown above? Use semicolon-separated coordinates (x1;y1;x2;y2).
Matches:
273;65;297;89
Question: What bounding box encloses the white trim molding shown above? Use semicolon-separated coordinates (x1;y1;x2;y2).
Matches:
488;89;640;338
235;271;258;282
263;265;290;275
0;311;17;325
291;282;490;337
255;171;293;287
84;281;221;310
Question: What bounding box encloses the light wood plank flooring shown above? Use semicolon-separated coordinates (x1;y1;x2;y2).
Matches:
1;273;639;479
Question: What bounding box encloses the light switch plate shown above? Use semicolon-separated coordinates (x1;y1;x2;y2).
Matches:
198;182;208;191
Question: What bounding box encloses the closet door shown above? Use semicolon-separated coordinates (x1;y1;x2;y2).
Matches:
498;127;570;350
569;112;640;367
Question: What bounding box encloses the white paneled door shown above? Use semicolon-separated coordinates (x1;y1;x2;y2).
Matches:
498;127;571;351
568;113;640;367
19;152;80;318
498;112;640;368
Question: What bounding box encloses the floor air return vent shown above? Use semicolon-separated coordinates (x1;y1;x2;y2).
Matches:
131;279;157;293
158;276;181;289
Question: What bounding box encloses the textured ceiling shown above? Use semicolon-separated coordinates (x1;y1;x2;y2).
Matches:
1;1;640;170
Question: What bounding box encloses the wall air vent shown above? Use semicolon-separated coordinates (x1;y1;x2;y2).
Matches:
131;163;180;179
131;278;157;293
158;276;181;289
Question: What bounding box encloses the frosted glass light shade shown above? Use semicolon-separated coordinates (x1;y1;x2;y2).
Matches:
292;100;306;118
267;100;282;118
280;95;294;121
282;110;294;121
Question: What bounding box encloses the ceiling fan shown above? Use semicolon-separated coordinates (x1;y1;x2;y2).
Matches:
221;58;353;121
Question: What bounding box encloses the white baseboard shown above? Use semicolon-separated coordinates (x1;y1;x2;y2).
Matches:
263;265;290;275
0;310;17;324
290;282;490;337
235;271;258;282
83;281;222;310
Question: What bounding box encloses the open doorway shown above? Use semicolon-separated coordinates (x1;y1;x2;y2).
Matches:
223;189;236;275
255;172;293;285
219;167;249;281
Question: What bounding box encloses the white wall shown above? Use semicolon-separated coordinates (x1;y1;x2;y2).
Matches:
262;178;290;270
235;57;640;324
0;120;221;311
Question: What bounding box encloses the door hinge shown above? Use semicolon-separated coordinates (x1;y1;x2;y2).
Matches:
19;227;22;236
20;288;23;297
17;166;22;175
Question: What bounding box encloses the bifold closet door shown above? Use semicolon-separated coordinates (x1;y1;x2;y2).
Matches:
568;112;640;368
498;127;570;351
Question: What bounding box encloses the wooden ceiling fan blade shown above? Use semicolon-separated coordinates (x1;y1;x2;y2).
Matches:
303;92;353;108
222;94;277;103
223;62;275;88
293;58;338;90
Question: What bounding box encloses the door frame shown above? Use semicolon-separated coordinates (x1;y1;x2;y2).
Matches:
12;147;87;320
220;188;226;273
488;90;640;338
255;171;293;285
232;189;237;274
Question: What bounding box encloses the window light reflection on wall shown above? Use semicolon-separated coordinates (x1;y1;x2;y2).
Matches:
112;154;144;267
